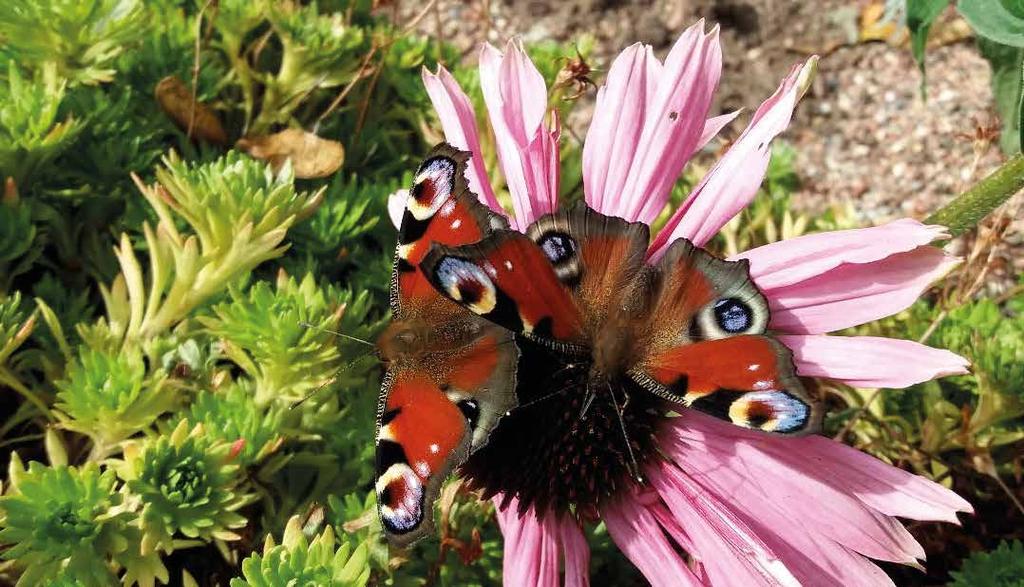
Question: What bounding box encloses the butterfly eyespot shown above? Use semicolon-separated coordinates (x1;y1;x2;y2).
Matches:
538;232;575;263
434;257;497;315
536;231;580;284
406;156;457;221
692;295;766;340
713;298;752;333
728;390;810;434
376;463;425;534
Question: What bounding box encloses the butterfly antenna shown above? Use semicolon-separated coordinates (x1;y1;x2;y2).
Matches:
578;382;596;420
299;321;375;348
290;348;377;409
606;382;643;484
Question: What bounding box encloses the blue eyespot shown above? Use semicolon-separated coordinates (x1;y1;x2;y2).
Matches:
538;232;575;264
713;298;752;333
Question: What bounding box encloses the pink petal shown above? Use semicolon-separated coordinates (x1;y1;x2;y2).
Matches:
479;41;559;229
583;43;659;215
734;219;950;290
422;65;504;214
647;460;801;587
660;437;897;586
559;513;590;587
649;57;817;257
387;188;408;230
698;110;741;150
494;496;561;587
793;434;973;522
602;495;703;587
765;247;959;333
613;22;723;225
779;334;971;389
662;414;929;566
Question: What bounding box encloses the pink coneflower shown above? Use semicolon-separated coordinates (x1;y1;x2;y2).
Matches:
408;21;972;586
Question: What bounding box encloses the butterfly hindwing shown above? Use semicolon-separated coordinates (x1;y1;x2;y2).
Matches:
377;143;518;546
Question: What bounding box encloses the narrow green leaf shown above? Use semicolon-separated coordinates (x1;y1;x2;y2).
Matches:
926;153;1024;235
907;0;952;87
958;0;1024;47
1019;58;1024;152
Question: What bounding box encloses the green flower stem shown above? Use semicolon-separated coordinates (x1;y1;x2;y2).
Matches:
926;153;1024;235
225;36;257;134
0;368;52;419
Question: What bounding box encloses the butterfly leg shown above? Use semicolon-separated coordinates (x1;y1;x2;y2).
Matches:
579;382;597;420
606;382;643;484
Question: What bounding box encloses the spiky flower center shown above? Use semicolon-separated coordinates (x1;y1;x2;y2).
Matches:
460;336;663;517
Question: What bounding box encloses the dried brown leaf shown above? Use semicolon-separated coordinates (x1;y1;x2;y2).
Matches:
236;128;345;179
155;76;228;145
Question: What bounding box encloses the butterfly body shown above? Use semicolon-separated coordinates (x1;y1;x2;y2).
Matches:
422;203;822;438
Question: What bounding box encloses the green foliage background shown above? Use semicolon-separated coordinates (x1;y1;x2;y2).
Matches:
0;0;1021;585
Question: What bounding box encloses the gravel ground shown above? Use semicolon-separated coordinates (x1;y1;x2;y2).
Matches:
402;0;1019;279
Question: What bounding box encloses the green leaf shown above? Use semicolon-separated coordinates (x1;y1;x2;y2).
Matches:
958;0;1024;47
978;38;1024;154
926;152;1024;235
950;540;1024;586
907;0;952;82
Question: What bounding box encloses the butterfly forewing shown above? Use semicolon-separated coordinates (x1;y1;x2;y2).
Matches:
377;143;518;546
420;230;588;348
525;203;650;332
630;238;821;434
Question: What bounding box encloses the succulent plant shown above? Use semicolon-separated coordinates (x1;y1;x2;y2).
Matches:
176;381;286;465
0;461;131;586
230;515;370;587
112;420;255;555
54;347;176;451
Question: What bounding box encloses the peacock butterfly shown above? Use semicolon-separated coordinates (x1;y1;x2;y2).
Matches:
419;202;823;514
378;144;823;541
375;143;518;546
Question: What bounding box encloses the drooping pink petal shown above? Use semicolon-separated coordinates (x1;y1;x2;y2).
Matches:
649;57;817;257
790;433;973;523
583;43;660;215
647;460;801;587
494;496;561;587
609;22;723;225
558;513;590;587
660;437;898;586
661;414;931;566
779;334;971;389
765;247;959;333
602;495;703;587
422;65;504;214
479;40;559;229
733;219;950;289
